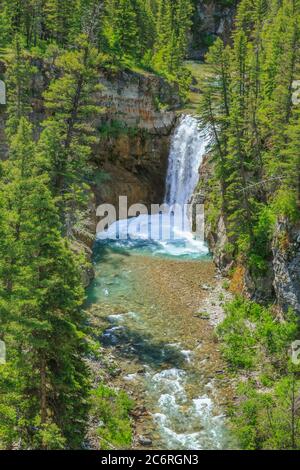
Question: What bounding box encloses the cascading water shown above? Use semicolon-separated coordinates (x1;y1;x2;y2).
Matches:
165;114;209;207
97;115;209;258
90;115;233;450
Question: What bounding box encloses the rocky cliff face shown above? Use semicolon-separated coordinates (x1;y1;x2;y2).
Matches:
83;69;179;283
272;220;300;315
191;153;234;273
190;0;236;59
92;69;179;214
97;69;179;132
0;63;179;284
196;154;300;315
75;69;179;283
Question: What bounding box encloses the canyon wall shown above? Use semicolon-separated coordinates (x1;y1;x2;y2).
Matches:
75;68;180;283
272;221;300;315
189;0;237;59
0;62;180;284
92;69;179;215
194;154;300;315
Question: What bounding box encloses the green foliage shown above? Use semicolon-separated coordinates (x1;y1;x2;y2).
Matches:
0;118;90;449
102;0;139;59
39;34;102;227
0;0;84;47
0;2;11;49
201;0;300;273
1;0;164;450
101;0;193;96
102;0;157;64
247;206;276;275
217;297;298;370
98;120;139;139
217;298;258;369
233;374;300;450
1;0;195;96
91;384;134;450
271;189;299;222
43;0;82;45
201;33;216;48
218;296;300;449
151;0;193;95
5;35;37;136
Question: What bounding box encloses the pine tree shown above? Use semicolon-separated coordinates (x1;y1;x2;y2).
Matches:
262;0;300;182
173;0;193;68
0;118;89;449
0;1;11;50
153;0;193;75
5;34;36;137
102;0;139;60
200;38;231;215
201;0;300;270
39;33;101;229
43;0;81;45
152;0;173;72
134;0;156;58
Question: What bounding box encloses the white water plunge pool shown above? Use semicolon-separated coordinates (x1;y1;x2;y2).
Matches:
97;115;210;259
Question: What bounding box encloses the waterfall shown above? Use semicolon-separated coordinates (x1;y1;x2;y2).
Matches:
97;114;210;257
92;114;231;452
165;115;209;206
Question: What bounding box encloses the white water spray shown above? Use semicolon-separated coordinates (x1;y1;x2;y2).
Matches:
165;115;209;206
97;114;209;257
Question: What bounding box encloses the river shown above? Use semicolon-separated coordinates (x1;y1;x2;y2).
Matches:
87;116;234;450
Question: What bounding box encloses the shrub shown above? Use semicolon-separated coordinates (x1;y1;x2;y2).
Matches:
91;384;134;450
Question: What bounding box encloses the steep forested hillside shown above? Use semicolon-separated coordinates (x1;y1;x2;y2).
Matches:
0;0;194;450
1;0;300;453
202;0;300;280
200;0;300;449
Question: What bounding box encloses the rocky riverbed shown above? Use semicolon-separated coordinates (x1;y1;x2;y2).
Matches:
86;244;236;450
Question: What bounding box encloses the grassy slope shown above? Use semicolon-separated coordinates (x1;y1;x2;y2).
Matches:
181;60;211;115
